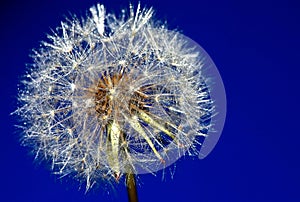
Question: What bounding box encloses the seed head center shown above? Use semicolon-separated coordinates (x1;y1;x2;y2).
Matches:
94;74;116;118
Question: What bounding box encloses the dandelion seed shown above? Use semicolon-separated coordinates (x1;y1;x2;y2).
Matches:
13;2;226;195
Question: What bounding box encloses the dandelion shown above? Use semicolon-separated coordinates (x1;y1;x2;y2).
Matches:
13;2;226;201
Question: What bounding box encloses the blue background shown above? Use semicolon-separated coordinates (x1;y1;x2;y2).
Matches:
1;0;299;201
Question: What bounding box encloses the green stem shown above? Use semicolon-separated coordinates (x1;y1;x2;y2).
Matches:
126;172;138;202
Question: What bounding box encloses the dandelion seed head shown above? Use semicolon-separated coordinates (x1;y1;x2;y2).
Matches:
13;3;226;191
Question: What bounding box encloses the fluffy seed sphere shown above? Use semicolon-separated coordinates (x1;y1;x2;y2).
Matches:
14;3;226;190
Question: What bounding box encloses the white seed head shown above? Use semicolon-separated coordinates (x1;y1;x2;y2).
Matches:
13;3;226;191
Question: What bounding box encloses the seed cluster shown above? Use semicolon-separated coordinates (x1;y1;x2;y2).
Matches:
13;3;219;191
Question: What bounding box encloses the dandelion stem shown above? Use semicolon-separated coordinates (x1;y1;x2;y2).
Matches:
126;172;138;202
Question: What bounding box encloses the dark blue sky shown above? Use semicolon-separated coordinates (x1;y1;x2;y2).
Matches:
1;0;299;201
